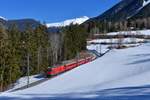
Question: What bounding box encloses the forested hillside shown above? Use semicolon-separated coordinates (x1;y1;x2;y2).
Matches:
84;0;150;37
0;23;87;91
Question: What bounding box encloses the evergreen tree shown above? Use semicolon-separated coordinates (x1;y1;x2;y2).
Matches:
7;24;22;86
34;25;50;72
0;23;9;91
63;24;86;60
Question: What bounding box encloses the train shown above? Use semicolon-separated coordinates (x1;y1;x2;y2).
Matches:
47;54;96;77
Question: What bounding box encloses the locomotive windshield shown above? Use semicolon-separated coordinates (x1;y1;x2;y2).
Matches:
48;68;52;71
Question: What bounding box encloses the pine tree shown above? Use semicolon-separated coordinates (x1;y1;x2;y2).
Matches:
0;23;9;91
63;24;87;60
8;24;21;85
34;25;50;73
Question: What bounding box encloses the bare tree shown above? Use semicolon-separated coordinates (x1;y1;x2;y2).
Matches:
49;32;63;65
117;33;124;49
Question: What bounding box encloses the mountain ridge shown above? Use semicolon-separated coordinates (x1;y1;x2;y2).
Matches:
87;0;150;22
0;17;41;31
47;16;89;27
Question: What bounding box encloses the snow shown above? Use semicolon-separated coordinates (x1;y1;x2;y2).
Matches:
1;42;150;99
46;16;89;27
127;0;150;19
1;28;150;99
0;16;7;20
128;0;150;19
108;29;150;36
129;0;150;19
143;0;150;7
7;74;44;92
87;44;109;54
88;38;146;44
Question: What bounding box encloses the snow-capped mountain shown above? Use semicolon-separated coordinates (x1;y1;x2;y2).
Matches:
132;0;150;19
47;16;89;27
143;0;150;7
0;16;7;21
87;0;150;22
0;16;7;25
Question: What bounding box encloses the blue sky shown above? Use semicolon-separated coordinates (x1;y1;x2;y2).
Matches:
0;0;121;23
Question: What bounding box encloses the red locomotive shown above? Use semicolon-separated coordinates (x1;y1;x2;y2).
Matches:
47;55;96;77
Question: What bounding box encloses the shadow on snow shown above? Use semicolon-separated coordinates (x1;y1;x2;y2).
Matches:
1;85;150;100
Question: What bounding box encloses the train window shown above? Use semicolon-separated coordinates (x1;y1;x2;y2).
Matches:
48;68;52;71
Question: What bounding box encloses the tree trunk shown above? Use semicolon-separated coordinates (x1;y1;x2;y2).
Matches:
37;46;41;73
27;53;30;88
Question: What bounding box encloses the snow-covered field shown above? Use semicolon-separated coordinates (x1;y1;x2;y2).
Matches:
1;41;150;99
88;30;150;45
88;38;147;44
87;44;109;54
108;29;150;36
7;74;44;92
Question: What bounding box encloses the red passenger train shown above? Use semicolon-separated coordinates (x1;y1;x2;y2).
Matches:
47;55;96;77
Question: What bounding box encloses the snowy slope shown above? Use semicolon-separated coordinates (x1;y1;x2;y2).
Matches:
1;42;150;99
15;44;150;94
47;16;89;27
7;74;44;92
